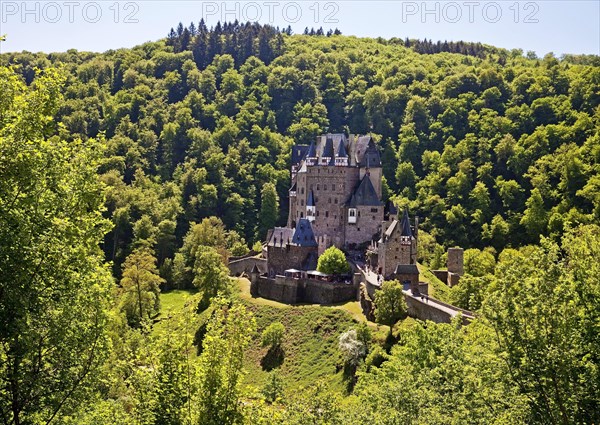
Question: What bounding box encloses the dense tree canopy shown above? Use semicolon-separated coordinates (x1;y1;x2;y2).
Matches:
2;22;598;283
1;21;599;425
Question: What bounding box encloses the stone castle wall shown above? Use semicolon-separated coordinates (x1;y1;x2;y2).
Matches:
293;165;358;228
345;205;384;247
266;245;317;276
251;275;358;305
379;235;417;278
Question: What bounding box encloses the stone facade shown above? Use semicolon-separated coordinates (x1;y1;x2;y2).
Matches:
392;264;420;292
287;134;383;251
266;219;318;276
447;248;464;275
432;247;465;287
376;210;418;279
250;272;361;305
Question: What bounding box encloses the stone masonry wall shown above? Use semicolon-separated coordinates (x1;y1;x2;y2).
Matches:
267;245;317;276
293;165;360;244
345;205;383;246
252;276;358;305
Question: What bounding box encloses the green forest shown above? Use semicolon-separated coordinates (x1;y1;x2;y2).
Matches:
1;22;599;424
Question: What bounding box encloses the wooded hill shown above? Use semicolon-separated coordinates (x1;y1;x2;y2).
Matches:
2;22;599;279
1;22;600;425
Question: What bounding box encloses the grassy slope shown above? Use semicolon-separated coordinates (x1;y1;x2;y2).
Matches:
155;279;391;396
234;278;370;394
418;263;451;302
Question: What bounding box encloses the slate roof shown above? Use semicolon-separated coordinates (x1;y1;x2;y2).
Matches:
386;200;398;216
348;175;382;207
292;219;318;247
307;190;315;207
267;227;295;247
383;220;398;238
357;137;382;168
292;145;310;165
306;140;317;158
322;137;335;158
394;264;419;275
400;209;413;237
336;139;348;157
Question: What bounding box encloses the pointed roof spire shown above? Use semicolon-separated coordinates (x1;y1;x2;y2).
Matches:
307;189;315;207
292;218;318;247
306;140;317;158
400;209;413;237
322;137;334;158
336;139;348;157
348;175;382;207
250;264;260;274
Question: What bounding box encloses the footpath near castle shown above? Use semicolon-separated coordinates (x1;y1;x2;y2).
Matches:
229;134;474;324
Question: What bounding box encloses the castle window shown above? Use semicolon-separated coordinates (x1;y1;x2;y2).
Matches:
301;188;304;194
348;208;357;224
317;184;320;191
324;184;327;191
317;211;319;216
325;211;329;218
358;211;361;217
328;198;331;204
371;208;378;213
301;212;304;218
334;198;338;204
301;200;304;206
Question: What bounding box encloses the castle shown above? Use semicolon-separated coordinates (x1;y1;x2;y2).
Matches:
287;134;385;251
263;133;420;284
233;133;470;322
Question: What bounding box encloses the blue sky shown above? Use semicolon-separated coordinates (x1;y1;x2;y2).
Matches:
1;1;598;56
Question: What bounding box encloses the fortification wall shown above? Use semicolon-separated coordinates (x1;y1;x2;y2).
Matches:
251;276;358;305
253;276;300;304
405;296;453;323
228;257;267;276
432;270;449;283
431;269;461;287
405;296;472;325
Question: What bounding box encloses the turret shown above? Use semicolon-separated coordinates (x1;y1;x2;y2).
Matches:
335;139;349;166
305;140;317;166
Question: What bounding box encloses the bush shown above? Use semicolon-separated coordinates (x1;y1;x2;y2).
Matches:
262;322;285;349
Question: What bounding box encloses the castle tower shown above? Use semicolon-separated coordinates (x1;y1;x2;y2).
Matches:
335;139;348;166
305;140;317;166
447;248;464;276
288;181;297;228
